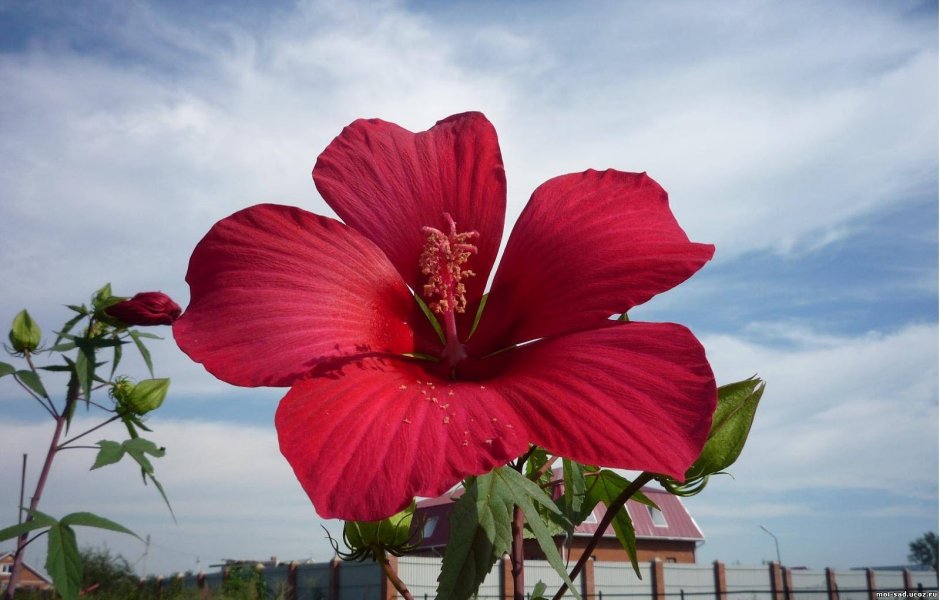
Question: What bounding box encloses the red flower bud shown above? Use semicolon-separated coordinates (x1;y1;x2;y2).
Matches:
105;292;181;326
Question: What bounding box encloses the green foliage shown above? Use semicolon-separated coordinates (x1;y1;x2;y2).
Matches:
908;531;938;571
78;546;138;598
436;467;580;600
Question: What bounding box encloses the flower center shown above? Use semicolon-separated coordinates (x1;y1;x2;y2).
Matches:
419;213;478;370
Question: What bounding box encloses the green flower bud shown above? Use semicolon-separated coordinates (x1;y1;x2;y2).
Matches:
116;378;170;415
9;309;41;353
340;502;417;561
128;378;170;414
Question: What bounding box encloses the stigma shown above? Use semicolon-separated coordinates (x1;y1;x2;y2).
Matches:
419;213;478;370
419;213;478;316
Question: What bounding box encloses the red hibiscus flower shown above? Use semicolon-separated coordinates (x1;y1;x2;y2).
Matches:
173;112;716;522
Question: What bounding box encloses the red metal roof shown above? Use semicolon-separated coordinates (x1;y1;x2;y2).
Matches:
414;478;703;549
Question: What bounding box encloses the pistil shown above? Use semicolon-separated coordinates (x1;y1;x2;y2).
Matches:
419;213;478;369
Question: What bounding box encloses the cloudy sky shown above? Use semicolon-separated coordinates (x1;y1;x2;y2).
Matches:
0;0;937;578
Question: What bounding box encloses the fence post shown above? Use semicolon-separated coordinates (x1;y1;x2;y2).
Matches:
714;560;727;600
197;571;208;600
903;569;913;593
826;567;839;600
286;561;297;600
330;558;340;600
782;567;794;600
652;558;665;600
501;555;513;600
865;569;877;600
770;562;784;600
582;556;596;600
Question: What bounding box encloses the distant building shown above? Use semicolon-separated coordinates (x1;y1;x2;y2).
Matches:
0;551;53;593
412;479;705;564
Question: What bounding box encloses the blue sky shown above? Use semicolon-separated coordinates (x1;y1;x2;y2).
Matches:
0;0;936;578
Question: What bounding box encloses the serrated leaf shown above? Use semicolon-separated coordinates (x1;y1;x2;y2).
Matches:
147;474;177;524
74;343;95;404
54;312;86;347
532;581;548;599
60;512;140;540
129;330;154;377
686;377;764;479
91;440;126;469
46;523;82;600
585;470;643;578
562;459;587;525
0;511;58;542
129;331;161;340
110;340;123;378
0;361;14;378
436;472;514;600
16;370;49;399
495;468;581;600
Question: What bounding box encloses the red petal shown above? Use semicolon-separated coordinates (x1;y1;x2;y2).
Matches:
470;170;714;353
275;358;528;521
313;112;506;338
173;204;416;387
490;322;716;480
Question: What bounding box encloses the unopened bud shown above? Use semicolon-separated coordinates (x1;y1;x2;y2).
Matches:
105;292;181;326
9;310;41;353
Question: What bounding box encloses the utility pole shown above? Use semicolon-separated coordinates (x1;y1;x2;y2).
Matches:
760;525;782;564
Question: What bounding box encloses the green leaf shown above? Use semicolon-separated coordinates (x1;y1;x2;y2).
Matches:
74;346;94;405
584;470;644;578
686;377;764;479
532;581;548;600
66;304;87;315
0;511;58;542
129;331;161;340
16;370;49;399
495;468;581;600
128;330;154;377
46;522;82;600
54;312;87;347
9;309;41;353
60;512;140;540
0;361;14;378
436;472;514;600
111;339;123;379
147;474;176;524
91;440;126;470
562;459;588;525
123;437;166;474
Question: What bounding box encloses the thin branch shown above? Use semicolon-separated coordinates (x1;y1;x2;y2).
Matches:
510;505;526;600
513;445;538;472
532;455;560;481
551;472;656;600
56;445;100;451
13;376;57;418
57;415;120;449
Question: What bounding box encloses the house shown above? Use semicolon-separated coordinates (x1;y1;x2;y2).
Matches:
0;551;53;593
412;479;704;564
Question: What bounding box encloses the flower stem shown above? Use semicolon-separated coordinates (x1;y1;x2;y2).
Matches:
2;374;79;600
551;471;655;600
377;550;415;600
511;505;526;600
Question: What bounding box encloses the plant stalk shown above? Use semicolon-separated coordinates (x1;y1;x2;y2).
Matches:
511;505;526;600
378;550;415;600
2;375;78;600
